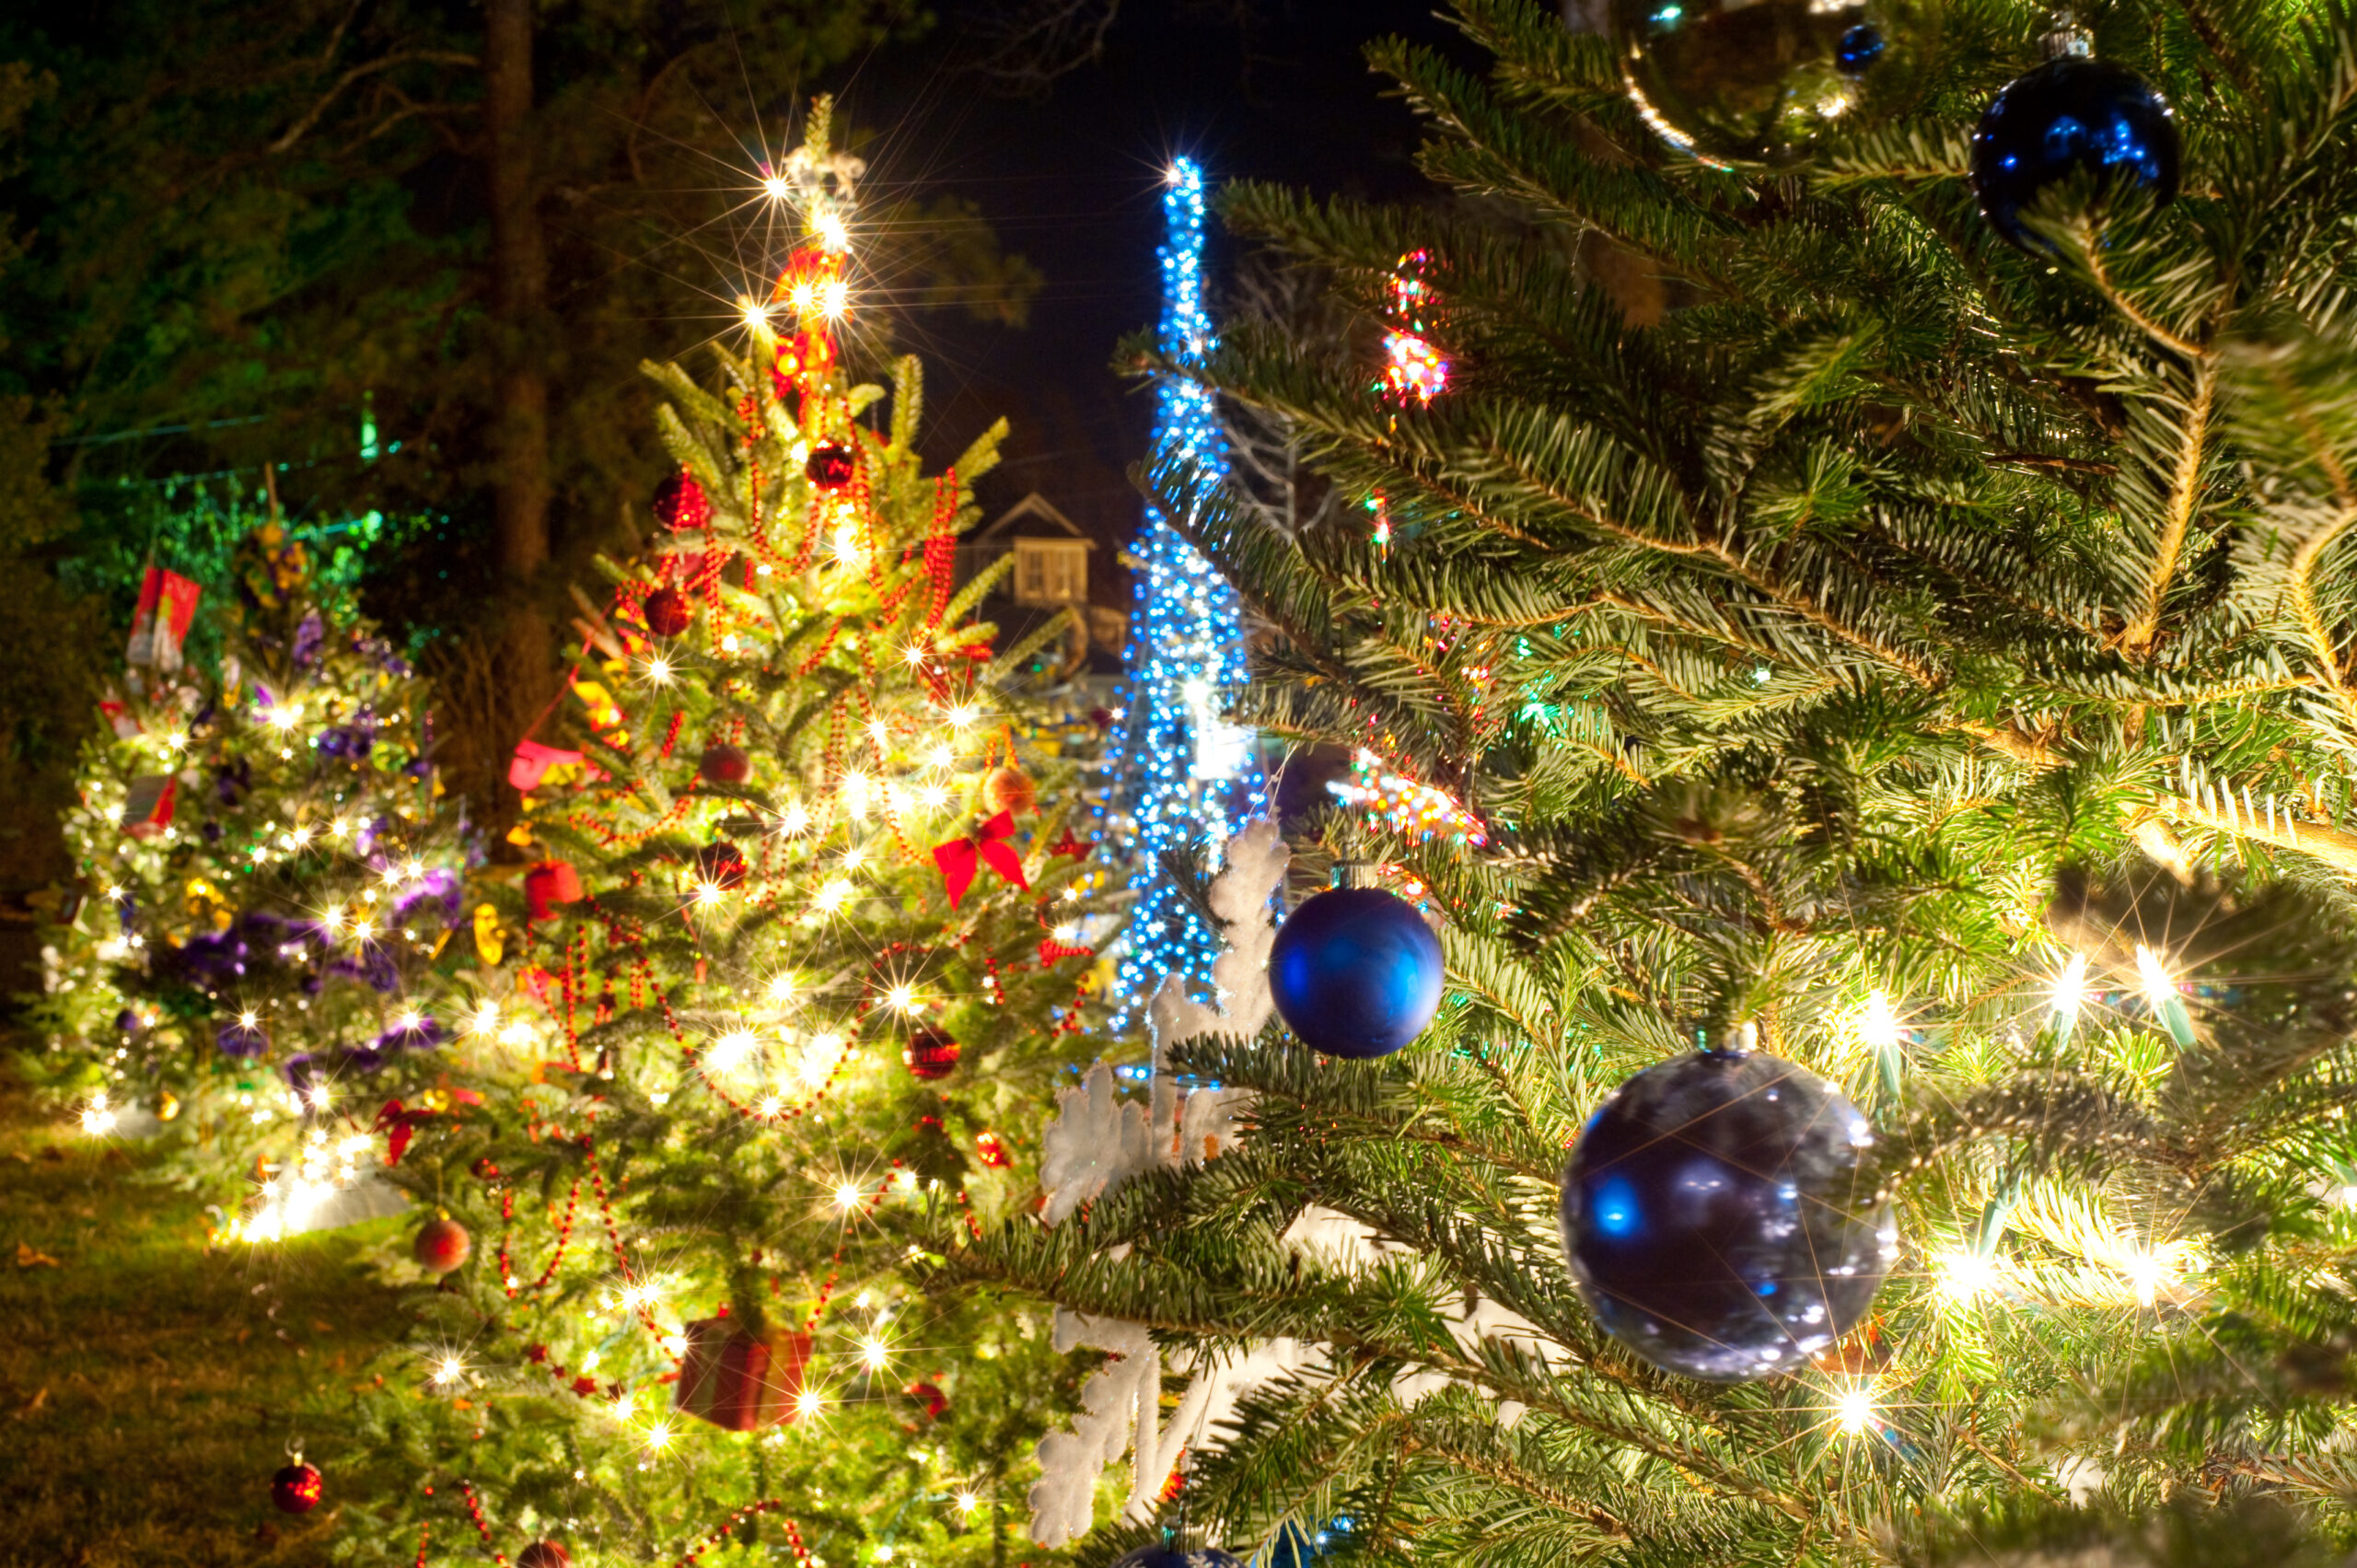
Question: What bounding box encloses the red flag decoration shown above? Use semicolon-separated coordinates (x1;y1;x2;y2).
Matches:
121;775;177;840
931;811;1028;910
509;738;584;793
125;565;202;672
1047;827;1093;862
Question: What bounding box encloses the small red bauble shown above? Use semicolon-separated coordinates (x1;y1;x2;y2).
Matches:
470;1156;501;1182
906;1380;948;1420
902;1028;960;1081
805;442;856;492
694;842;749;890
413;1216;471;1274
644;587;693;637
271;1460;324;1515
700;743;750;785
517;1542;573;1568
652;470;712;533
981;765;1037;818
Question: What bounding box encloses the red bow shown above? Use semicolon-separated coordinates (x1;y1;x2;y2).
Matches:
373;1099;434;1167
933;811;1028;910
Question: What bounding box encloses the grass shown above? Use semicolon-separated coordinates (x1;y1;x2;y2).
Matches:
0;1063;411;1568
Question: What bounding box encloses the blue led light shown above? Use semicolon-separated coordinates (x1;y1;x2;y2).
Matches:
1108;158;1265;1023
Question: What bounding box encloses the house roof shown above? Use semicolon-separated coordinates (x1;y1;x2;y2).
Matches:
970;491;1094;546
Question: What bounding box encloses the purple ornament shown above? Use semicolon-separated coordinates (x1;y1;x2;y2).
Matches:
343;1045;389;1074
214;759;252;807
216;1017;269;1058
283;1052;322;1094
293;612;325;668
391;867;462;926
114;1008;142;1036
377;1015;445;1053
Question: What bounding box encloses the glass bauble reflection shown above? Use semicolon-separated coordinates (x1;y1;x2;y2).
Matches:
1560;1046;1893;1381
1611;0;1890;165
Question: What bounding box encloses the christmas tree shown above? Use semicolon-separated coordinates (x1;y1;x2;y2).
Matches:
958;3;2357;1563
33;522;474;1236
1107;158;1264;1025
326;106;1120;1567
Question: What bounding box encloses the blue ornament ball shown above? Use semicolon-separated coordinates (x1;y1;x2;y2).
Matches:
1108;1548;1245;1568
1269;887;1444;1060
1560;1047;1893;1382
1970;54;2179;248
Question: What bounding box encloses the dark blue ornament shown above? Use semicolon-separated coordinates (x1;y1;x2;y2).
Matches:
1269;887;1444;1060
1970;55;2179;249
1108;1549;1246;1568
1835;24;1884;72
1560;1048;1892;1381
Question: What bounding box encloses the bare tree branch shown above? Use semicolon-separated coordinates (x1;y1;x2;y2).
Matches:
268;50;480;156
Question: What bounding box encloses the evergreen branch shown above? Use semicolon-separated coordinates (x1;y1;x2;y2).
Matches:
2162;794;2357;878
2120;361;2220;657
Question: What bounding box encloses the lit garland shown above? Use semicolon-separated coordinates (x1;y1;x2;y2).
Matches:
1380;250;1450;404
1327;749;1488;846
1109;159;1265;1020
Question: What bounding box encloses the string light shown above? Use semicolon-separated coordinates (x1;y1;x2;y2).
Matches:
2050;951;2089;1037
1933;1249;1999;1303
1109;157;1265;1023
1830;1385;1877;1436
1327;749;1487;844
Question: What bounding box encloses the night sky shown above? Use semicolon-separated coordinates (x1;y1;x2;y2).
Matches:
827;0;1479;564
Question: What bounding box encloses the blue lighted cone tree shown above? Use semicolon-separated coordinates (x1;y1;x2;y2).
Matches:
955;4;2357;1566
1108;159;1266;1023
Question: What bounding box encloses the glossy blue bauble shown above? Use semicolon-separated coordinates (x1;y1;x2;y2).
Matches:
1269;887;1444;1060
1108;1549;1245;1568
1560;1049;1893;1382
1970;55;2179;249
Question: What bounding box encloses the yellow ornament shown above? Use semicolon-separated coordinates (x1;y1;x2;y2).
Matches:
473;904;506;966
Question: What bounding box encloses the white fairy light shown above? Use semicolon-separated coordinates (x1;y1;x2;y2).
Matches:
2050;952;2089;1035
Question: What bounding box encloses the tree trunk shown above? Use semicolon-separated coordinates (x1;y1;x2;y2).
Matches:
484;0;548;584
483;0;552;830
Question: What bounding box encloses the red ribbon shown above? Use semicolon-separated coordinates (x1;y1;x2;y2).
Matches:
932;811;1028;910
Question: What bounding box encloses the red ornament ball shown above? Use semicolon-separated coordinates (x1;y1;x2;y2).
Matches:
906;1380;948;1420
470;1156;501;1183
413;1217;471;1274
644;587;693;637
700;743;750;785
806;442;856;492
981;765;1037;818
652;470;712;533
271;1460;324;1515
694;842;749;890
517;1543;574;1568
902;1028;961;1081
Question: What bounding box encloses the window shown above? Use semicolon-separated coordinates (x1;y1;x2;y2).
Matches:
1014;540;1088;605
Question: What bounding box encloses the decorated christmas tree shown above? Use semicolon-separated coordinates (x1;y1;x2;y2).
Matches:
957;3;2357;1564
33;523;474;1235
324;106;1120;1567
